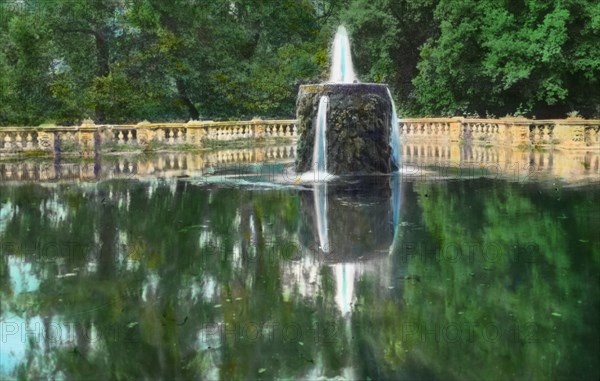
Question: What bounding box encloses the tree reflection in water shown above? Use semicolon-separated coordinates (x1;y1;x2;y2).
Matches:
0;176;598;380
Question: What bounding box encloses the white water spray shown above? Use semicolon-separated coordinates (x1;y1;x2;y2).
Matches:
387;88;401;169
329;26;357;83
313;96;329;176
297;95;332;183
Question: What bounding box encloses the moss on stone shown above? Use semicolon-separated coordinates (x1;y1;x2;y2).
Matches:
296;83;393;174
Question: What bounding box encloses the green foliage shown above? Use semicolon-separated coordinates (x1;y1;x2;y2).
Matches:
340;0;438;112
0;0;337;125
411;0;600;117
352;180;600;380
1;0;598;124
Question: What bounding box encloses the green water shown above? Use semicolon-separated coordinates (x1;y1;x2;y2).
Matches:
0;167;599;380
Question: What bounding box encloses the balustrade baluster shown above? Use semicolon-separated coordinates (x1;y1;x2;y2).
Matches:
15;133;23;148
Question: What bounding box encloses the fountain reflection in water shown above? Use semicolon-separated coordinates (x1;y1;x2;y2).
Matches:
329;26;357;83
313;183;329;253
389;172;403;255
312;183;359;317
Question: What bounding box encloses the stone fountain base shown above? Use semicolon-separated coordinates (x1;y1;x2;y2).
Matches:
295;83;392;174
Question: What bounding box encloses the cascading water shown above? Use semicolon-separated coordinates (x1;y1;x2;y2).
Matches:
297;94;332;183
387;88;401;169
313;96;330;252
329;26;357;83
313;96;329;176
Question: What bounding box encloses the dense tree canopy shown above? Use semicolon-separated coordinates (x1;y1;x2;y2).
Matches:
0;0;598;125
411;0;600;118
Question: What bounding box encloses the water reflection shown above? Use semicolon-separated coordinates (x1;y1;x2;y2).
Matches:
0;145;296;184
0;169;598;380
313;183;329;253
1;142;599;185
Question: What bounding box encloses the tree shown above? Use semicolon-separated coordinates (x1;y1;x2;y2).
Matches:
0;5;57;125
412;0;600;118
340;0;438;113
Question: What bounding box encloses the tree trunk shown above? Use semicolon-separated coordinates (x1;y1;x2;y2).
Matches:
56;27;111;122
176;79;200;120
94;30;110;122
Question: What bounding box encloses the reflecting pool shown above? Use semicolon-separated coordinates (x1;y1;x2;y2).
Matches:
0;156;599;380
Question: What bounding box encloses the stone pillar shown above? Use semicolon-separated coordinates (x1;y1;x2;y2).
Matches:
186;121;205;145
37;130;55;152
255;124;266;138
449;117;462;142
552;123;587;149
135;121;151;145
511;123;531;147
77;131;94;155
587;125;600;149
497;121;512;146
185;127;198;145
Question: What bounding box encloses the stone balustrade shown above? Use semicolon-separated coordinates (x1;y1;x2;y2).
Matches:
0;119;298;156
1;117;599;157
398;117;600;149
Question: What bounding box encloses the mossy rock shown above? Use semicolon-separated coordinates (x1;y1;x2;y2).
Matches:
295;83;393;174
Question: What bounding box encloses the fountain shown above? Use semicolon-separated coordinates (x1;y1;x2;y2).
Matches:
294;26;399;317
329;26;357;83
296;26;398;175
